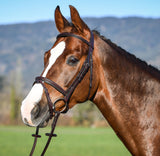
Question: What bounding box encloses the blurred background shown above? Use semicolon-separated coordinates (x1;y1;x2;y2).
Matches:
0;0;160;155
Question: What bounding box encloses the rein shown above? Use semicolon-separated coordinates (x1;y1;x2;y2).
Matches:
29;31;94;156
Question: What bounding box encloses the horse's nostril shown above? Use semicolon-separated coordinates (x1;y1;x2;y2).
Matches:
24;118;29;124
31;105;40;119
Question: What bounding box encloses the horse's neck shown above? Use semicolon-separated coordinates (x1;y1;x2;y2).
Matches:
93;36;160;156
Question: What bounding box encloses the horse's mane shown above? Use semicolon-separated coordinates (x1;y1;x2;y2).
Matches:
93;30;160;81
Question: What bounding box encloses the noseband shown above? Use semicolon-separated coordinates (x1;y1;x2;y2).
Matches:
30;31;94;156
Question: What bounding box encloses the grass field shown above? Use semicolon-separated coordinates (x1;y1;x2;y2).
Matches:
0;126;131;156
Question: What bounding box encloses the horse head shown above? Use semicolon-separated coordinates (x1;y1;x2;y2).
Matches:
21;6;99;127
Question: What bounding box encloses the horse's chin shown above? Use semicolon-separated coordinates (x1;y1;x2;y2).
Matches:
37;111;51;128
26;120;49;128
26;111;51;128
38;120;49;128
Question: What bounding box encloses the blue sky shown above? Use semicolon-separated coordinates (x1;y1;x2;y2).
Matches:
0;0;160;25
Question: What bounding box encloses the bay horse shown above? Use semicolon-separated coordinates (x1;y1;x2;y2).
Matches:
21;5;160;156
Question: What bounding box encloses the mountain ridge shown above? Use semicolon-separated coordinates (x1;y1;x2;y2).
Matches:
0;17;160;87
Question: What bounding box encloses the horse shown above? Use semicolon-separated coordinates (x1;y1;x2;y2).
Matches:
21;5;160;156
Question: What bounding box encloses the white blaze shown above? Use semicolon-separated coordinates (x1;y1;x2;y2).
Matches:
21;41;66;125
42;41;66;77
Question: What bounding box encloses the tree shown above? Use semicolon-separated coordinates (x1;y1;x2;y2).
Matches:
9;58;23;124
0;76;5;92
72;101;100;126
10;85;19;122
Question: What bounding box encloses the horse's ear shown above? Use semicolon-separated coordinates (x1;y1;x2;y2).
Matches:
69;5;90;38
55;6;70;32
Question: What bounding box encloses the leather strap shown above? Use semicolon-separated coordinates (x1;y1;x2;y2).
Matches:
57;32;94;49
35;77;66;96
30;112;60;156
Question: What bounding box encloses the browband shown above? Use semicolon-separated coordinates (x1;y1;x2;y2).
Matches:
57;32;94;49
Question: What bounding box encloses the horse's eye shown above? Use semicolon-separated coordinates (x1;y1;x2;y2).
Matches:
67;56;79;66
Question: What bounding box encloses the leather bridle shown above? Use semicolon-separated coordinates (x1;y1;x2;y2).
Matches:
35;31;94;117
29;31;94;156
